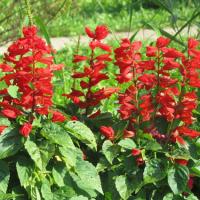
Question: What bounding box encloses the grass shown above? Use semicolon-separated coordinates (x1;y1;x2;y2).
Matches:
0;0;200;44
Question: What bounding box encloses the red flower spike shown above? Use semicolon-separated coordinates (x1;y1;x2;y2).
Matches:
99;126;115;140
64;25;116;117
0;25;62;138
20;122;32;137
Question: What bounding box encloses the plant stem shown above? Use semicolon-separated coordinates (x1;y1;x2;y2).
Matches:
85;41;95;116
24;0;33;25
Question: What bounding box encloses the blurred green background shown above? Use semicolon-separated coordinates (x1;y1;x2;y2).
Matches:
0;0;200;45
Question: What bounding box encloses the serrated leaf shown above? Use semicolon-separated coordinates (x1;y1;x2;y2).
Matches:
0;128;24;159
41;180;53;200
143;158;167;184
53;186;76;199
24;139;43;170
145;140;162;151
96;157;110;173
37;141;55;169
70;159;103;197
102;140;120;164
16;157;34;187
65;121;97;150
53;163;74;187
168;165;189;194
41;122;75;148
0;160;10;193
59;146;82;168
118;138;136;150
115;175;138;200
7;85;19;98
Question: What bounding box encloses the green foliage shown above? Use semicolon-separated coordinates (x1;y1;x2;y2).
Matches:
168;165;189;194
0;128;24;159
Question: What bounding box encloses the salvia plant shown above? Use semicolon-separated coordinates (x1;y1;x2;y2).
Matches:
0;24;200;200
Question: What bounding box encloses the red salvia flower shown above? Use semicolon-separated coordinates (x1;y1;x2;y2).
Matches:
114;36;200;146
99;126;115;140
0;126;7;134
51;111;67;123
63;25;118;117
175;159;188;166
131;148;141;156
0;26;62;137
19;122;32;137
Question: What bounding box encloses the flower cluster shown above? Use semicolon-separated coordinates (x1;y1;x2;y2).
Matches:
0;26;65;137
63;25;119;117
113;36;200;145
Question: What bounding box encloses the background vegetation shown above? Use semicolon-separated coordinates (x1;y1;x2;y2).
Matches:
1;0;200;44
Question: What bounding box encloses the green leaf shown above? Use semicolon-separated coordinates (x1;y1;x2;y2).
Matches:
0;128;24;159
31;187;41;200
59;146;82;168
145;140;162;151
24;139;43;170
70;159;103;197
70;196;88;200
53;186;76;199
34;16;56;63
37;140;55;169
7;85;19;98
168;147;190;160
115;175;138;200
12;186;26;200
65;121;97;151
163;192;186;200
0;117;10;126
143;159;167;184
118;138;136;150
41;180;53;200
0;193;23;200
16;156;34;187
41;122;75;148
0;80;7;90
52;163;74;187
0;160;10;193
96;157;110;173
186;194;199;200
168;165;189;194
102;140;120;164
191;161;200;176
112;120;128;137
88;112;113;127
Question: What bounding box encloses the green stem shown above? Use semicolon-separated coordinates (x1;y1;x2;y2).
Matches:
24;0;33;25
